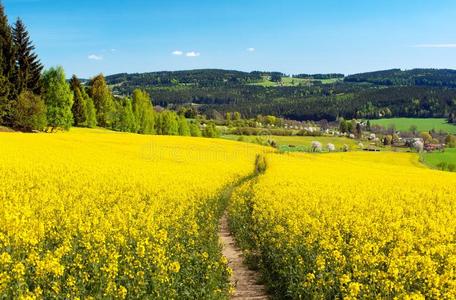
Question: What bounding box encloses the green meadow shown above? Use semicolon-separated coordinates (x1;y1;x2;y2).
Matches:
370;118;456;134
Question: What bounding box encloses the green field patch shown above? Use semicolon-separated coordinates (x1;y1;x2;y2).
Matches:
370;118;456;134
222;134;359;151
422;148;456;171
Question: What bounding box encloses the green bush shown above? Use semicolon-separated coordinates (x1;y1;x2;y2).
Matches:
255;154;268;174
14;90;47;131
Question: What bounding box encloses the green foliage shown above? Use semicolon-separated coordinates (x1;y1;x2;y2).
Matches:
0;3;16;125
270;73;282;83
14;90;46;131
420;132;432;143
12;18;43;95
112;97;137;133
203;121;220;138
294;73;344;80
423;148;456;171
85;97;97;128
156;110;179;135
189;121;202;137
370;118;456;134
449;112;456;124
225;112;231;122
69;75;88;126
107;69;456;122
42;66;74;130
178;116;190;136
449;164;456;172
254;154;268;174
89;74;114;127
0;74;14;125
437;161;449;171
132;89;155;134
445;135;456;148
339;119;347;133
345;68;456;87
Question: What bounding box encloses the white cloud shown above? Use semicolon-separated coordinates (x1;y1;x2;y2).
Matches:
172;50;183;56
247;47;256;52
413;44;456;48
110;48;117;52
185;51;200;57
88;54;103;60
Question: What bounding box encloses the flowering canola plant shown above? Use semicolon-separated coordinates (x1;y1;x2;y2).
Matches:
0;128;264;299
229;152;456;299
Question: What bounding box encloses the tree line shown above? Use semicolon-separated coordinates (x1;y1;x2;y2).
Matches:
0;3;218;138
345;68;456;88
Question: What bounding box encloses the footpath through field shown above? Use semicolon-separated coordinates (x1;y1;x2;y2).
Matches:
218;171;269;300
219;213;268;299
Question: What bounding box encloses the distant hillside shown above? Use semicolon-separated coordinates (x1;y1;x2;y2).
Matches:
105;69;290;88
104;68;456;121
345;68;456;88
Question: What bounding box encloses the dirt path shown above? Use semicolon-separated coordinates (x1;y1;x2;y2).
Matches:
219;213;269;299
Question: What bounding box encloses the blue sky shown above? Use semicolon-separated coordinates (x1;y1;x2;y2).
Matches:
3;0;456;77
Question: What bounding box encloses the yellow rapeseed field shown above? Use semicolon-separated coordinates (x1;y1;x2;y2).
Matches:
0;128;264;299
229;152;456;299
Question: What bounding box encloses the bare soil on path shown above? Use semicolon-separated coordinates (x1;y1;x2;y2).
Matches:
219;213;269;300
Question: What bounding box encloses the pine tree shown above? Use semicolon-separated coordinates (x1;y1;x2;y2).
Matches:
69;75;87;126
12;18;43;95
0;3;16;125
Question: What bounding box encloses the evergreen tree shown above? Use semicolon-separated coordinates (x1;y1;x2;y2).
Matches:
449;112;455;124
355;122;362;138
12;18;43;95
132;89;155;134
178;115;190;136
42;66;74;130
69;75;87;126
89;74;114;127
0;3;16;125
79;84;97;128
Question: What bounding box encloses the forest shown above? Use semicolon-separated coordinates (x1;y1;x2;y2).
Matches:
106;69;456;122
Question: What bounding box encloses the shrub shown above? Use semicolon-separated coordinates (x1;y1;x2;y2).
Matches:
445;135;456;148
14;90;47;131
311;141;322;152
255;154;268;174
437;162;448;171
